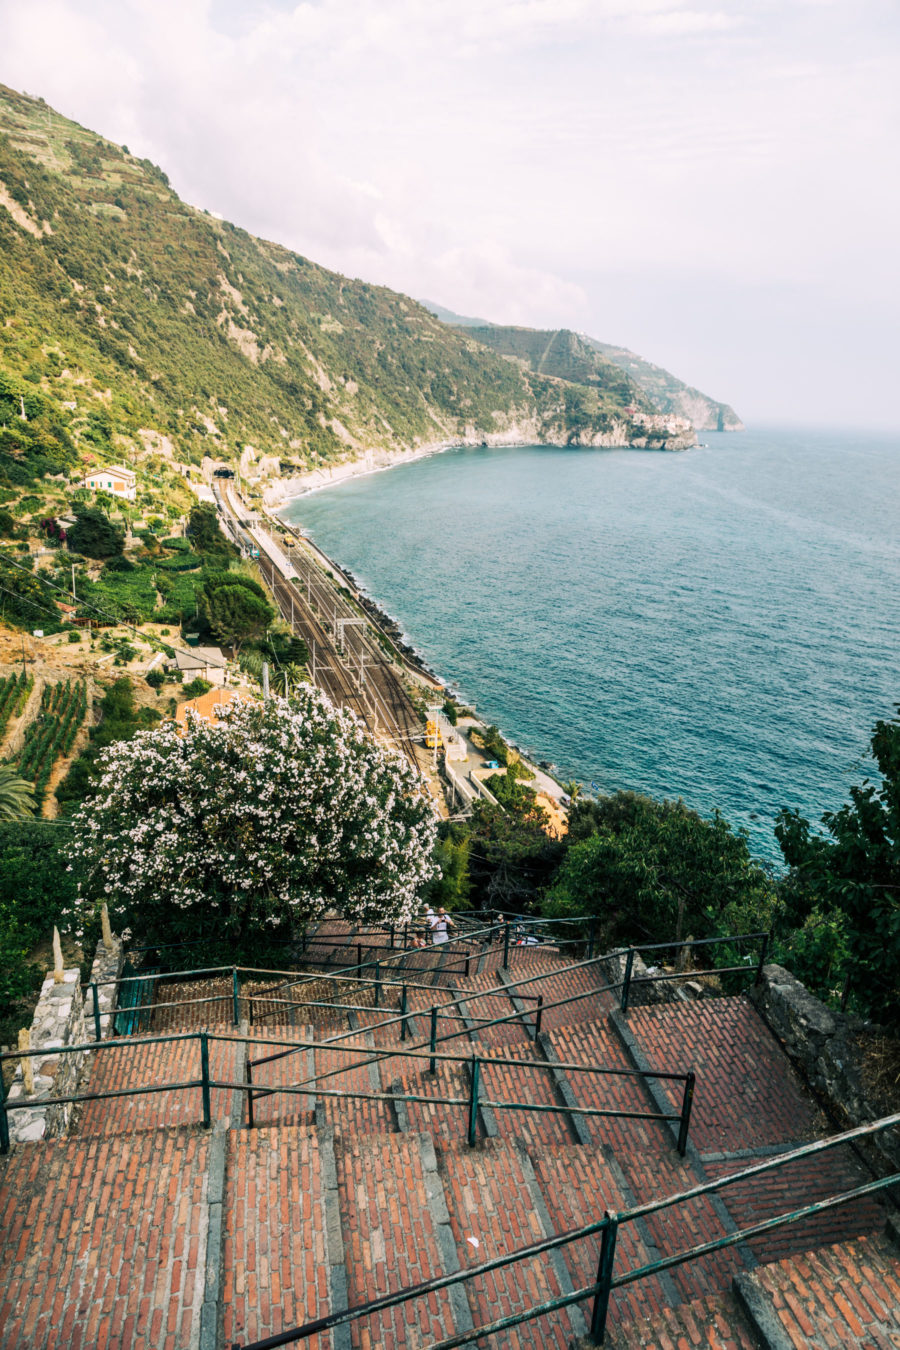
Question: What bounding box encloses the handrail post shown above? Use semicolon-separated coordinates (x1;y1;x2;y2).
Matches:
429;1006;438;1074
467;1054;480;1146
0;1098;9;1155
756;931;770;986
374;961;381;1008
390;923;395;950
232;967;240;1027
587;916;597;961
589;1212;618;1343
502;921;510;970
357;943;362;977
90;982;102;1042
677;1070;695;1157
535;995;544;1038
620;949;635;1014
400;985;409;1042
245;1056;255;1130
199;1032;211;1128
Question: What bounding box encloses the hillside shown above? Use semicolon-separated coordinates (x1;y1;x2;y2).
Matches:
582;335;743;432
426;302;742;433
0;82;697;508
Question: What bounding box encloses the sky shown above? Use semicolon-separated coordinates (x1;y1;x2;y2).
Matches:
2;0;899;427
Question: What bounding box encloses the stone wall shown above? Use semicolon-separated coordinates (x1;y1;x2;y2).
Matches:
597;947;686;1008
3;933;123;1147
749;963;900;1174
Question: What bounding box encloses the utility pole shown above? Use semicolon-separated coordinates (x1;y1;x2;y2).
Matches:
71;565;76;602
310;638;316;684
262;661;270;703
21;633;27;680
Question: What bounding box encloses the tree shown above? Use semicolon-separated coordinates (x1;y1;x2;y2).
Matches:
66;690;438;957
776;708;900;1026
188;504;230;554
466;800;566;912
0;766;36;821
547;791;773;948
202;582;274;653
68;507;125;559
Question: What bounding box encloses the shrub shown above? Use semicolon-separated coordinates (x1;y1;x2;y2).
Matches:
66;691;439;959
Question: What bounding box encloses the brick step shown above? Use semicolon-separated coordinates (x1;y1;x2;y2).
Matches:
75;1031;245;1136
436;1137;585;1346
704;1145;888;1268
476;1046;576;1147
454;972;534;1049
534;1139;748;1308
738;1230;900;1348
529;1142;687;1324
502;959;616;1031
0;1126;212;1349
222;1124;335;1349
244;1026;317;1129
623;996;818;1153
334;1132;468;1346
601;1289;760;1349
546;1022;676;1154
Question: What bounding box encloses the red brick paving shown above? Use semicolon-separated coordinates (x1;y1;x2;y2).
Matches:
704;1147;888;1266
77;1033;243;1136
335;1133;462;1348
438;1138;576;1347
747;1233;900;1349
0;1128;210;1350
5;942;896;1350
548;1021;673;1154
604;1290;760;1348
529;1143;670;1325
626;997;817;1152
222;1125;330;1349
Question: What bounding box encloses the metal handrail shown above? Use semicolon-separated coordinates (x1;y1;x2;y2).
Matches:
228;1111;900;1350
243;931;767;1107
0;1027;693;1157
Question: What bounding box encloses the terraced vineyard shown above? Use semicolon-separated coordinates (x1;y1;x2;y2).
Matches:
9;678;88;806
0;672;32;743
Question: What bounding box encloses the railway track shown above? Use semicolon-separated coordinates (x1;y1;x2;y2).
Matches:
213;483;425;773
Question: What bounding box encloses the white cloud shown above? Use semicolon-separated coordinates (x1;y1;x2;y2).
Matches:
0;0;898;423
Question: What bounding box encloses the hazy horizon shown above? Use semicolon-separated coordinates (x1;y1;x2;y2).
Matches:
2;0;898;430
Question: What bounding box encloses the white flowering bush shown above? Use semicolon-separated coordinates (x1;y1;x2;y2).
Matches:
65;688;438;955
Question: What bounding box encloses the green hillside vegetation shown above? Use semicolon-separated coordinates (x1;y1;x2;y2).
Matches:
457;326;656;414
429;301;742;434
581;335;743;432
0;81;682;502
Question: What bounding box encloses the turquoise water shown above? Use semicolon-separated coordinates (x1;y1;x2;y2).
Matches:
282;428;900;861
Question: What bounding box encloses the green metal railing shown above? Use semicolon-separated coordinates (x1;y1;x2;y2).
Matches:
228;1112;900;1350
243;931;767;1121
0;1027;693;1158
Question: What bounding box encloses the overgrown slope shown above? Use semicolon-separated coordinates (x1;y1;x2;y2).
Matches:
0;82;693;489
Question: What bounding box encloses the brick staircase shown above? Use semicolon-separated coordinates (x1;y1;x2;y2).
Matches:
0;940;897;1349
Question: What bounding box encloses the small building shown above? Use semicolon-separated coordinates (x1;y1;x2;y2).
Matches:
174;686;249;732
73;465;137;500
173;645;228;686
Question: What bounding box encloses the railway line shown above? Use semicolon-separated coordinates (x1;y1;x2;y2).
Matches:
212;482;428;779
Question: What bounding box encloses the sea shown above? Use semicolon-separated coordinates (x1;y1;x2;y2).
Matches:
280;426;900;863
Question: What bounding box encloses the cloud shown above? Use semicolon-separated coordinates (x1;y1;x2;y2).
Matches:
0;0;898;423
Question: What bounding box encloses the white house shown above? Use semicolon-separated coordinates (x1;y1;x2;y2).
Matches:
173;646;228;686
73;465;137;501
